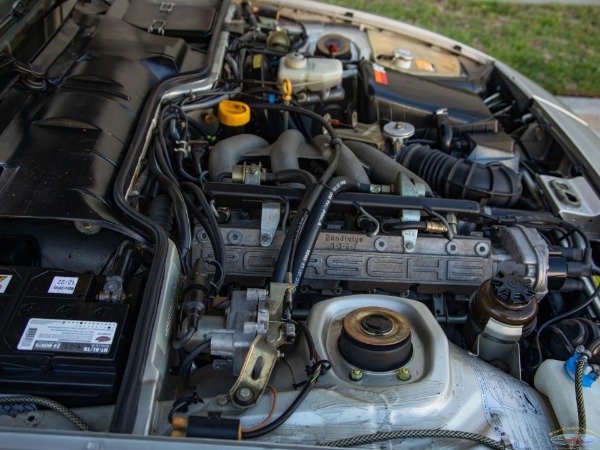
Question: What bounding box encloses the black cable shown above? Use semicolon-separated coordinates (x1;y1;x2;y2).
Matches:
383;221;428;232
182;198;223;290
537;282;600;339
148;142;191;273
246;103;338;138
273;178;339;282
511;216;591;257
156;112;179;183
181;182;226;288
175;152;200;182
533;282;600;367
272;146;342;283
242;323;320;439
168;394;201;424
271;114;342;283
101;240;141;278
274;169;317;186
273;207;309;282
242;377;313;439
240;318;324;439
296;321;316;361
290;177;360;287
204;258;225;290
178;339;211;377
172;326;197;350
546;325;575;356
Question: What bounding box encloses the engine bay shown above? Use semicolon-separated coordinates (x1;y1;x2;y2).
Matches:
0;0;599;448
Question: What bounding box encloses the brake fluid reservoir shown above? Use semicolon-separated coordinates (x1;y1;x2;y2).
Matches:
277;53;343;92
535;359;600;435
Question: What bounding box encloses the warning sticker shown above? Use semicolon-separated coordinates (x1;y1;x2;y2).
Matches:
0;275;12;294
48;276;78;295
373;63;388;85
466;355;555;449
17;319;117;354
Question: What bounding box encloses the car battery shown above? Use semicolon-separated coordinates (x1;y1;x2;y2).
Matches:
0;267;140;406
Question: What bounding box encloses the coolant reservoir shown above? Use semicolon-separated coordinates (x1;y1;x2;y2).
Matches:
277;53;342;92
535;359;600;436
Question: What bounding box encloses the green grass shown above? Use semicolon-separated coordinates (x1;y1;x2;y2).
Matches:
322;0;600;97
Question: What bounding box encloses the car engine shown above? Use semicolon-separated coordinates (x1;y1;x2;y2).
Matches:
0;0;599;448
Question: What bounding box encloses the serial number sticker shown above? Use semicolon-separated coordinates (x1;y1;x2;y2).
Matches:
0;275;13;294
17;319;117;353
48;276;79;294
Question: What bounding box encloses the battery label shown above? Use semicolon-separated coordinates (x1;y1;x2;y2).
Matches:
0;275;12;294
17;319;117;354
48;276;79;294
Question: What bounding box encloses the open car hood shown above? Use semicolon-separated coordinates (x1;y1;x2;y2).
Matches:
0;0;599;448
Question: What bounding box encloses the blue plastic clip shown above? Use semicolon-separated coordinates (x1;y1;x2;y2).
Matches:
268;94;275;104
563;354;597;388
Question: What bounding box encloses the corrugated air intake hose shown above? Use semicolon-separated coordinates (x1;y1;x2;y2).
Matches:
397;143;522;207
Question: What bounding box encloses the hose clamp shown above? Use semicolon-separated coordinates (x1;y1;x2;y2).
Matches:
575;345;593;361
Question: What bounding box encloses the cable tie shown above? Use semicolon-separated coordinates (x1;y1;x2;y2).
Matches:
329;137;343;147
319;359;332;375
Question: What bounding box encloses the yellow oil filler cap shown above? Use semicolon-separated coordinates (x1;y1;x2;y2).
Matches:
218;100;251;127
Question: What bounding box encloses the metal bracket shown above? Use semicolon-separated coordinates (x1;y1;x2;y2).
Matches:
229;334;279;409
159;1;174;12
148;19;166;35
334;122;385;149
396;173;421;253
227;282;294;409
207;283;294;413
260;202;280;247
474;333;522;380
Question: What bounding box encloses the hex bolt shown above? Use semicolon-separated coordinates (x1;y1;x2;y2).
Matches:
397;368;411;381
217;395;228;406
266;334;277;344
235;388;254;405
238;388;252;399
350;369;363;381
227;230;243;245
